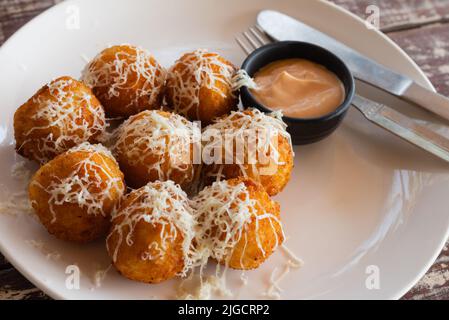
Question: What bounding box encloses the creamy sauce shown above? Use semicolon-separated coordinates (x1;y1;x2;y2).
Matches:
251;59;345;119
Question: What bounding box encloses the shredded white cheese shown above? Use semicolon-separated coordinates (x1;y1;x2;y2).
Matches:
231;69;258;91
281;244;304;269
92;264;113;288
112;110;200;185
18;77;106;164
11;160;33;183
166;49;237;119
0;191;33;216
240;273;249;286
0;159;35;217
203;108;293;181
263;266;289;300
81;44;166;112
25;239;61;261
179;179;284;299
261;244;304;299
107;180;197;277
177;274;232;300
192;180;282;267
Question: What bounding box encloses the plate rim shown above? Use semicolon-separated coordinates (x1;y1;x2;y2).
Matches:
324;0;449;301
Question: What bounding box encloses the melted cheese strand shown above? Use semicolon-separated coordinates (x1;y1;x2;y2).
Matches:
175;180;284;299
11;160;33;183
264;263;299;300
0;191;33;216
231;69;258;91
281;244;304;269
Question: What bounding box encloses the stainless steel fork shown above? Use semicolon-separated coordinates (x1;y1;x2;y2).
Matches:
235;25;271;55
235;27;449;163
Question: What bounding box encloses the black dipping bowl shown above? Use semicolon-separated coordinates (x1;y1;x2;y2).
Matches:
241;41;355;145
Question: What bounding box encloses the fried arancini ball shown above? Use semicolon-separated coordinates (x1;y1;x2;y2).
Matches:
165;49;239;124
192;178;284;270
106;181;196;283
28;143;125;243
202;109;294;196
14;76;106;164
81;45;166;118
112;110;200;190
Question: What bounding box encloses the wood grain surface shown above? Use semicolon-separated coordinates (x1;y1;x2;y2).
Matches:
0;0;448;300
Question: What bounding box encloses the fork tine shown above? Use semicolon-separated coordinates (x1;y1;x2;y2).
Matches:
235;35;252;55
255;25;274;43
249;26;269;46
254;24;275;44
255;24;267;36
243;31;260;51
236;25;274;56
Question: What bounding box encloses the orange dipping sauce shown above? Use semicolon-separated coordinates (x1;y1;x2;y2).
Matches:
250;58;345;119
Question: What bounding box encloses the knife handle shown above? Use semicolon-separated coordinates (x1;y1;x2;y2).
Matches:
402;82;449;122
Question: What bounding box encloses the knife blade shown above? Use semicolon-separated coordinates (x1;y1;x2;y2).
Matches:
352;95;449;163
257;10;449;122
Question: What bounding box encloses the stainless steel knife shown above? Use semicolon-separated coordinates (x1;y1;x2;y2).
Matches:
352;95;449;163
257;10;449;122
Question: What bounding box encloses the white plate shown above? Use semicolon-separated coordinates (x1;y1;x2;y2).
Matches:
1;0;448;300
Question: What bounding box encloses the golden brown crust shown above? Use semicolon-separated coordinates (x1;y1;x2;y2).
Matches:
14;76;105;164
106;186;187;283
82;45;166;118
112;110;196;190
219;178;284;270
165;51;238;125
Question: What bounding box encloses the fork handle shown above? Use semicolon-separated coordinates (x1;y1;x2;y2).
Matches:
352;95;449;163
402;82;449;121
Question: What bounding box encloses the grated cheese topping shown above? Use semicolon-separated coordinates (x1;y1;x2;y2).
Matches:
263;245;304;299
173;179;285;299
81;45;166;111
166;49;237;119
112;110;200;183
203;108;293;181
30;142;125;223
107;180;197;277
18;77;106;164
11;160;34;183
0;159;35;217
92;264;112;289
107;178;285;297
192;179;283;270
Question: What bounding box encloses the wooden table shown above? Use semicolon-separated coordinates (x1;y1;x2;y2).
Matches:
0;0;448;300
